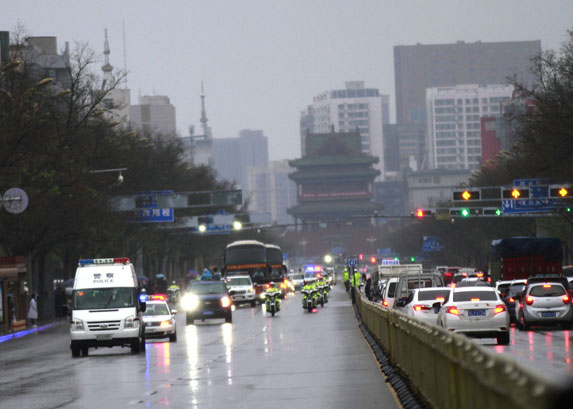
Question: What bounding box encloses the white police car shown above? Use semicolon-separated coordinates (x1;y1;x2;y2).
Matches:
142;295;177;342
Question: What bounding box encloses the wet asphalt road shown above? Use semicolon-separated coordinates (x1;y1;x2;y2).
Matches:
0;286;399;409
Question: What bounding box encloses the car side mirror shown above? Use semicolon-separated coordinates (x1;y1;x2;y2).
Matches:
432;302;442;309
395;300;406;308
171;309;178;315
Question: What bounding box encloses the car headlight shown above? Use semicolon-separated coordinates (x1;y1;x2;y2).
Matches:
124;315;138;329
248;288;254;293
160;319;173;328
71;318;84;331
181;293;200;311
221;296;231;308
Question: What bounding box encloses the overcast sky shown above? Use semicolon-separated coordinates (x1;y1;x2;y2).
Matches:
2;1;573;160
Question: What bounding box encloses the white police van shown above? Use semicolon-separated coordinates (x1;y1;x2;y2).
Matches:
69;258;146;357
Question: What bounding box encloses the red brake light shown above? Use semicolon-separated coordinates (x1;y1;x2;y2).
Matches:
449;283;456;288
445;273;452;276
509;297;515;303
446;306;460;315
413;305;431;311
477;273;484;278
382;300;389;307
494;304;506;315
563;295;571;304
525;296;534;306
435;297;445;303
543;284;552;288
470;298;480;302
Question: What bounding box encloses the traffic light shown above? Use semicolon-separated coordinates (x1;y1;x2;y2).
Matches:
450;208;483;217
483;207;502;216
412;209;434;218
359;253;364;261
549;185;573;198
502;188;530;199
452;189;480;201
370;256;377;264
410;256;415;262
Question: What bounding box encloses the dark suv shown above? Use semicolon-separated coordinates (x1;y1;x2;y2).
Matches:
182;281;233;325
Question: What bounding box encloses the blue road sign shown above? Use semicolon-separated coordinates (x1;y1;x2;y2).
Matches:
423;236;441;252
530;185;549;198
513;179;546;187
347;257;358;268
502;198;563;214
133;208;175;223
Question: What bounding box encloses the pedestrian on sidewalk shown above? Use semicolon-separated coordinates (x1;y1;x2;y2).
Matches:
27;294;38;327
7;295;14;332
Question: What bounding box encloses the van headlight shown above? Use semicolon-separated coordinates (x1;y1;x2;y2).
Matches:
181;293;200;311
124;315;138;329
71;319;84;331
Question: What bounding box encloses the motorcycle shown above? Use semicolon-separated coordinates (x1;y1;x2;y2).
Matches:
301;287;317;312
264;291;281;316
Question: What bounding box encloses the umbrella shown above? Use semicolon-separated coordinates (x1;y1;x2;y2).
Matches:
59;279;74;288
186;270;198;279
156;273;166;279
137;275;149;283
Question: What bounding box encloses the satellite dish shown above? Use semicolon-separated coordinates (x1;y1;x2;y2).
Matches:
3;187;29;214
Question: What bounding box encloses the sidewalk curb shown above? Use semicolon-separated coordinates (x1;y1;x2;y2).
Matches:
0;320;67;344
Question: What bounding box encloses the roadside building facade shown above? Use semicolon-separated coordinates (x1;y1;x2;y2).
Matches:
300;81;389;180
129;95;177;136
426;84;513;170
394;40;541;126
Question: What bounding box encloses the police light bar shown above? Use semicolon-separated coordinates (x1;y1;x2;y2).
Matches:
139;293;148;303
150;294;167;301
78;257;130;266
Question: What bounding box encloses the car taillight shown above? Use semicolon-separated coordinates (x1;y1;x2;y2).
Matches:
221;296;231;308
382;300;389;307
563;295;571;304
525;296;534;306
413;305;431;311
494;304;506;315
445;273;452;276
508;297;515;303
265;283;270;289
446;306;460;315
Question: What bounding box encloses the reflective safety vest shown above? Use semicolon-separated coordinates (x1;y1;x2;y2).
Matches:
343;269;349;281
352;272;361;287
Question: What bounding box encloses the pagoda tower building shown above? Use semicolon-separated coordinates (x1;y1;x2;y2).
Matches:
288;129;383;226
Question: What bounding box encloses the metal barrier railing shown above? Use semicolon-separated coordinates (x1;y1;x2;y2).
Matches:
355;292;562;409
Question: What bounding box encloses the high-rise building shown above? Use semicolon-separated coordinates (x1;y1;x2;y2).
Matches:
300;81;389;180
394;40;541;125
19;36;71;89
426;84;513;170
129;95;177;136
212;129;269;191
246;160;297;224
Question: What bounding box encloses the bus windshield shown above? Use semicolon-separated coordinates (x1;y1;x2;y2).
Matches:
225;245;267;265
266;247;283;265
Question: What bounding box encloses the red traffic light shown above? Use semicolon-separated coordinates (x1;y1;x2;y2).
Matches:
370;257;377;264
412;209;433;218
359;254;364;260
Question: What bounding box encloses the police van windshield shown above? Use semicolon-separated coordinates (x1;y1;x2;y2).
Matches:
73;288;134;310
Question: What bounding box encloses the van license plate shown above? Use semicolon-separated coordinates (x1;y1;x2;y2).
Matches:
97;334;112;341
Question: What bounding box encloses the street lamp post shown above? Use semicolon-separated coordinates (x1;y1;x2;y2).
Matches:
89;167;127;185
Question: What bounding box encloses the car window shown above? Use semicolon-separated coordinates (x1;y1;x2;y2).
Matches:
418;289;450;301
453;290;497;302
387;282;397;297
190;283;227;294
145;303;170;315
529;285;565;297
497;283;510;293
228;278;251;286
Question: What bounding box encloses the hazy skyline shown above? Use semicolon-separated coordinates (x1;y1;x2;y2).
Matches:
2;0;573;160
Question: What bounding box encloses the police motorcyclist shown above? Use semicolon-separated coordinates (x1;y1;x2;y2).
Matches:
265;282;282;311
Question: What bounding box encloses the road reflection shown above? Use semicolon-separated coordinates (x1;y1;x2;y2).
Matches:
185;324;200;405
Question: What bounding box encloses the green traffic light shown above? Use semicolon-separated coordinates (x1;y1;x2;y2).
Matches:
495;208;501;216
461;208;470;217
567;208;571;212
394;256;399;260
410;256;415;262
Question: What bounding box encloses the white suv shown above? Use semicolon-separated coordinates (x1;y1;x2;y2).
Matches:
226;275;257;307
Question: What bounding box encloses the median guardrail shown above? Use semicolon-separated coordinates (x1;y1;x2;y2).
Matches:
355;293;564;409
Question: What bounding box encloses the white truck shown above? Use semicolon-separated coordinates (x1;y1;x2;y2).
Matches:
69;258;147;357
